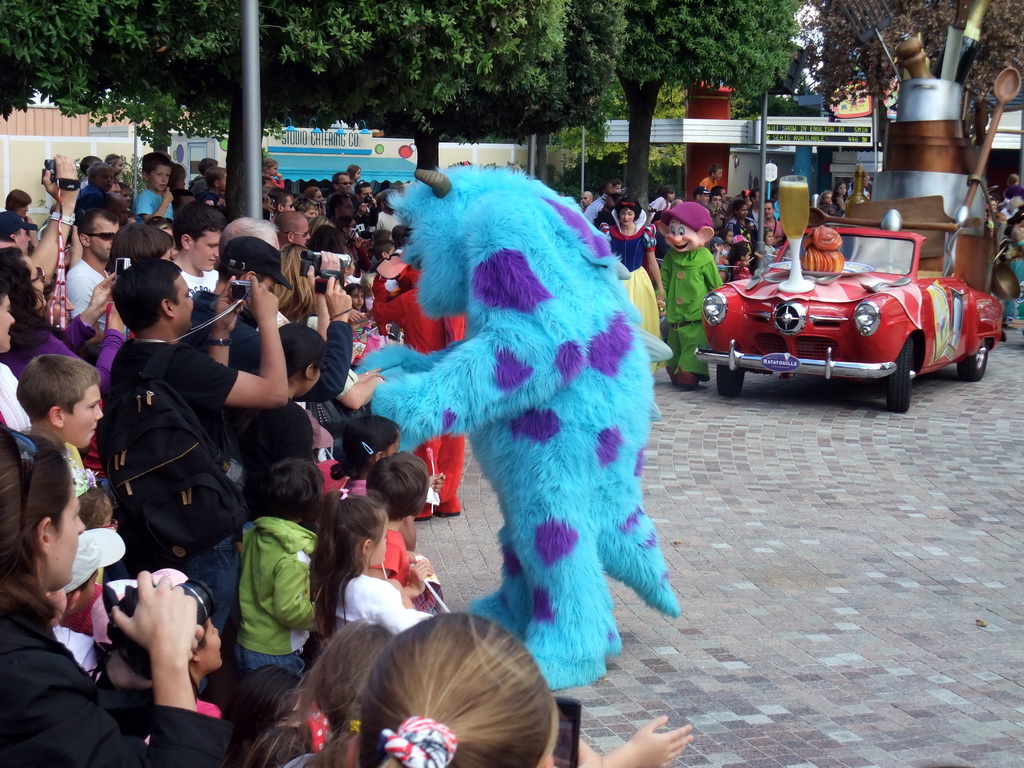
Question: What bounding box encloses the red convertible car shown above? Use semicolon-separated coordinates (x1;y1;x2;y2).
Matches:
695;227;1003;412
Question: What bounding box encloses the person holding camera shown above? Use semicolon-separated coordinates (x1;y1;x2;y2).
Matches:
183;233;355;405
354;181;378;230
103;258;290;629
0;428;231;765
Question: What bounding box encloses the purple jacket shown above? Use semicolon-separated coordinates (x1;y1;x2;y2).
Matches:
0;316;124;395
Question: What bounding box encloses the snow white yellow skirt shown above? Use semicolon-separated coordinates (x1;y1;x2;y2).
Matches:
624;267;663;371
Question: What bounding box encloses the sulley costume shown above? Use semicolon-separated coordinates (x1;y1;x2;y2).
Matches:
364;167;680;690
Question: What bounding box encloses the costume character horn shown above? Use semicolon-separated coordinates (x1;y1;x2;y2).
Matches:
415;169;452;198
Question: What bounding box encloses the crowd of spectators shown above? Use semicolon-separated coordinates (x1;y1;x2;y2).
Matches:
0;151;696;767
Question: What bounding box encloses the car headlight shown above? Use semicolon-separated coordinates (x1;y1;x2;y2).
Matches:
854;300;880;336
703;292;727;325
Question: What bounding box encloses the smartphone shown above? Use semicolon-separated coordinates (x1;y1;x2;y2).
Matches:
229;279;252;301
114;258;131;276
552;697;581;768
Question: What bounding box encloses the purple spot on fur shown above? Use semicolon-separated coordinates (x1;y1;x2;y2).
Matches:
607;629;618;643
619;507;643;533
555;341;585;385
642;532;658;549
502;546;522;577
472;249;553;312
543;198;612;260
494;348;533;391
442;409;457;432
634;450;644;478
534;519;578;566
533;587;555;623
511;409;561;443
596;427;623;467
662;571;671;583
588;313;633;376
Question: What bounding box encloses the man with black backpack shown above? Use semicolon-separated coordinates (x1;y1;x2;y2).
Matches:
99;258;289;631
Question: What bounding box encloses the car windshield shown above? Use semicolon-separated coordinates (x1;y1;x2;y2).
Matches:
776;233;917;275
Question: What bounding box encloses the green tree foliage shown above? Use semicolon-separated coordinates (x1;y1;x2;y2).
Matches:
803;0;1023;104
370;0;623;168
3;0;601;209
616;0;799;205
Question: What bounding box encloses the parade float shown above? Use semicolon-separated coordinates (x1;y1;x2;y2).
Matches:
697;22;1019;413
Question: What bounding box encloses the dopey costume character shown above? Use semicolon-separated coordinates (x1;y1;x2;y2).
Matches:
659;202;722;389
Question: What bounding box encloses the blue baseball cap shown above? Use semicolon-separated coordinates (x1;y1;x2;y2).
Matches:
0;211;37;237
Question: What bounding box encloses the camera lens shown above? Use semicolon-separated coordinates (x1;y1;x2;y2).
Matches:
180;579;216;626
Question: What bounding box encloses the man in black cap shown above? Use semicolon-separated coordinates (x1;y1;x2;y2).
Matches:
0;211;37;257
184;236;355;402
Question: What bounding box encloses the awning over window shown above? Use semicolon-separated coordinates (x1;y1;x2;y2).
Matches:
271;149;418;184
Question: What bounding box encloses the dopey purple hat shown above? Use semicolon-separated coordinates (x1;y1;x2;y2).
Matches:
659;202;713;231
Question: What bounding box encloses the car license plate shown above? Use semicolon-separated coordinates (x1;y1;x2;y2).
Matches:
761;352;800;372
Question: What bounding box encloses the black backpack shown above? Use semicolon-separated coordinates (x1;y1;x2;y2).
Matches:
98;344;247;571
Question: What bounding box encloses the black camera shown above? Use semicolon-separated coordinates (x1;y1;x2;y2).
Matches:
230;279;252;301
43;159;56;176
301;250;351;279
363;195;374;205
102;579;216;677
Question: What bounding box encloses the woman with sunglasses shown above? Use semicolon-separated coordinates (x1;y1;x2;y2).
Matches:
0;428;231;765
0;248;124;395
599;196;664;359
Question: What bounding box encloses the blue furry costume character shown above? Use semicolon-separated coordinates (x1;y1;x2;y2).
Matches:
365;167;680;689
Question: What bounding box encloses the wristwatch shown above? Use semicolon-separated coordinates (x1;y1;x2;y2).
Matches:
209;337;233;347
49;212;76;227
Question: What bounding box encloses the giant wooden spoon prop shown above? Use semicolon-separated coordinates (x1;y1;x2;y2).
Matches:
964;66;1021;211
807;206;979;232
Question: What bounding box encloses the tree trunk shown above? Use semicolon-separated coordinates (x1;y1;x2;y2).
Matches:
619;76;663;210
415;129;441;170
151;121;172;154
536;136;549;184
225;87;246;221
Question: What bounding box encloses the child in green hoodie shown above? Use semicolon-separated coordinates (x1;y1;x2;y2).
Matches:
236;458;321;676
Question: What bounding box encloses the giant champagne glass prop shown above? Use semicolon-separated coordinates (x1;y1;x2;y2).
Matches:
778;175;814;293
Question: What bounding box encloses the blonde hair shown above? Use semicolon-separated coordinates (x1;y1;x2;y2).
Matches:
17;355;100;421
358;614;557;768
307;216;333;239
302;621;393;767
275;244;317;322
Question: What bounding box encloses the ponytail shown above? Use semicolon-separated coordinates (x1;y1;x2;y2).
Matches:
310;492;386;638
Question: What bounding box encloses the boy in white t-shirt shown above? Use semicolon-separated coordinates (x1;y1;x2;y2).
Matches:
172;201;227;297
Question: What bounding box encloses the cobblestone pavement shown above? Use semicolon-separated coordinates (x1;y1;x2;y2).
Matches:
416;331;1024;768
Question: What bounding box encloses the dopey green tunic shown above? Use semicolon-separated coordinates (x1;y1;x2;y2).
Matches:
661;246;722;379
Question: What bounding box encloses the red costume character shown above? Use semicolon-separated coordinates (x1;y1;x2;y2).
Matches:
372;263;466;518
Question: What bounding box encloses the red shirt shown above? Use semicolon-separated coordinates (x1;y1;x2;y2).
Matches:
380;528;410;586
371;270;464;354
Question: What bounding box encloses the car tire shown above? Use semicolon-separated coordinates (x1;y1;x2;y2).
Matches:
886;337;914;413
716;365;745;397
956;343;988;382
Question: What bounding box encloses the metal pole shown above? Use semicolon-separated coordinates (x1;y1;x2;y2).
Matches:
527;135;537;177
1019;111;1024;177
241;0;262;218
757;92;768;256
580;128;586;198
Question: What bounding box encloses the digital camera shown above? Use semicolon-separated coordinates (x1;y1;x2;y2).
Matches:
103;579;216;677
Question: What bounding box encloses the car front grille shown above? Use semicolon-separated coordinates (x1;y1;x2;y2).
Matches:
795;336;838;360
754;333;788;355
